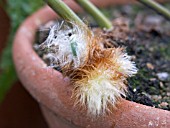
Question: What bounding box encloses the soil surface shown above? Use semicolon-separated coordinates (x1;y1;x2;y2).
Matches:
124;27;170;111
34;4;170;111
101;4;170;110
99;4;170;110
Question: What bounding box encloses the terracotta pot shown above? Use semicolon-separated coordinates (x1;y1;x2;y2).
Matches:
13;1;170;128
0;82;48;128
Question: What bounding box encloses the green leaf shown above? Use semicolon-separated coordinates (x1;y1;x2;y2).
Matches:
71;41;77;57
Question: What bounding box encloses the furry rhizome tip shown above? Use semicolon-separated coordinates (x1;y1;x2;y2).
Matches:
39;21;138;116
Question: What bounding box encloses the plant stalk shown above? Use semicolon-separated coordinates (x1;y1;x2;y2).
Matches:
137;0;170;20
45;0;84;25
75;0;112;29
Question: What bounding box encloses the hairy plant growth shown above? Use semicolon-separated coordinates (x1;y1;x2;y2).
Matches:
39;21;137;115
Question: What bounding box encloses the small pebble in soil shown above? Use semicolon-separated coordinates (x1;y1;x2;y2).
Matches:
158;102;169;109
149;78;156;81
146;62;154;70
167;92;170;97
156;72;169;81
159;82;164;88
151;95;162;102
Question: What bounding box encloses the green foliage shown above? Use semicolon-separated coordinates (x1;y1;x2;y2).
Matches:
0;0;44;102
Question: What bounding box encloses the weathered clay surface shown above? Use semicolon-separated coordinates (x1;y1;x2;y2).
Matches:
13;1;170;128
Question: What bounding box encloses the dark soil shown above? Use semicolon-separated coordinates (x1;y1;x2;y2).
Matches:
34;4;170;111
100;4;170;110
125;29;170;110
95;17;170;110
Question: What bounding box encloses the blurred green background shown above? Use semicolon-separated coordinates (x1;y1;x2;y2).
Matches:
0;0;44;102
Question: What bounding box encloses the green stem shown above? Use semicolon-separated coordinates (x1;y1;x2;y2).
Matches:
137;0;170;20
45;0;84;25
75;0;112;29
